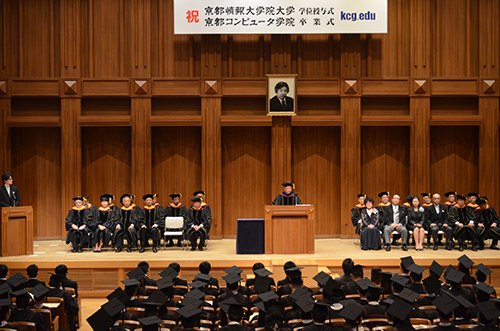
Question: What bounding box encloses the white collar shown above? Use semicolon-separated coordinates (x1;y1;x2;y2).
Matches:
301;319;313;324
0;278;6;281
0;321;7;327
368;301;379;306
439;322;451;326
426;293;436;297
228;321;240;325
34;303;44;308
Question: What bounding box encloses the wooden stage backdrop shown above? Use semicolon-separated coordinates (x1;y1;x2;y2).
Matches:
0;0;499;240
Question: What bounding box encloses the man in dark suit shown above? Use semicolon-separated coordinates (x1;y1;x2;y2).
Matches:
269;81;294;112
383;194;408;251
425;193;454;250
0;173;20;207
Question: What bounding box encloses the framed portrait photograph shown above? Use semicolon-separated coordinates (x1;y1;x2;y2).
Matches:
267;74;297;116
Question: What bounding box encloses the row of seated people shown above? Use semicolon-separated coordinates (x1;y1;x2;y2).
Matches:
85;257;499;331
0;263;79;331
351;192;500;252
65;191;212;253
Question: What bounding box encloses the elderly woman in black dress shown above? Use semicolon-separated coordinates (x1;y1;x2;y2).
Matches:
360;197;381;250
407;195;426;251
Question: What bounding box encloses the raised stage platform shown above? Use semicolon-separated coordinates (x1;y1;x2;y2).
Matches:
2;238;500;298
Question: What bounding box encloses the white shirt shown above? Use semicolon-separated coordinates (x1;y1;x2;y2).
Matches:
393;204;399;223
434;204;440;214
4;185;10;197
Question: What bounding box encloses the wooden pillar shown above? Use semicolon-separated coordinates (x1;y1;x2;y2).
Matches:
0;98;8;172
201;97;222;238
60;97;81;238
340;97;361;238
271;116;292;199
131;98;152;198
479;97;499;207
410;97;430;195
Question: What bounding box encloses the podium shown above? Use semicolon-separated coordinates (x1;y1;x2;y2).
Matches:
0;206;34;256
264;205;315;254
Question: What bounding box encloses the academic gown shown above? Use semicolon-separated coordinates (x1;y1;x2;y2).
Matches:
113;206;139;248
450;205;478;245
272;192;301;206
65;206;94;247
92;207;115;246
186;207;210;248
138;206;164;247
9;308;47;331
46;287;79;331
351;204;365;234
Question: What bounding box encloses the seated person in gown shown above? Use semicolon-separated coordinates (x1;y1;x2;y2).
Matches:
113;194;139;252
186;197;210;251
92;195;115;253
272;182;301;206
138;194;164;253
65;196;94;253
360;197;381;251
351;193;366;236
192;191;213;236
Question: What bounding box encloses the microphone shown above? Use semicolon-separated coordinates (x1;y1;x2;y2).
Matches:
11;191;16;207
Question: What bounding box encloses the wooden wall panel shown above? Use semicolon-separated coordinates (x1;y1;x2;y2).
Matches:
430;126;479;195
88;0;124;77
224;35;262;78
151;126;202;208
365;0;410;77
299;35;332;78
361;127;410;200
432;0;479;77
10;127;62;239
18;0;55;77
81;127;132;204
292;127;341;237
221;127;271;237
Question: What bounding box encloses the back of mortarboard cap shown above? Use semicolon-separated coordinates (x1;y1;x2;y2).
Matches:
445;268;465;284
102;297;126;317
258;291;279;302
254;275;272;293
408;264;426;275
433;294;459;315
48;273;65;287
444;191;456;198
0;283;11;297
156;278;173;291
398;288;419;303
281;182;295;189
294;295;314;314
387;298;413;321
30;284;49;301
224;265;243;275
177;304;201;319
355;278;374;291
222;273;242;285
87;308;115;331
254;268;273;277
378;191;389;198
183;288;204;301
191;197;202;202
338;302;364;322
391;274;409;287
159;266;178;280
146;290;168;306
400;256;414;270
107;287;129;305
423;275;441;294
7;273;27;290
477;300;500;322
121;278;140;287
142;194;154;201
429;261;444;277
475;282;495;295
127;267;146;281
169;193;181;199
476;263;493;276
189;280;207;289
0;298;11;308
456;194;467;200
313;271;331;286
139;316;162;331
457;254;474;269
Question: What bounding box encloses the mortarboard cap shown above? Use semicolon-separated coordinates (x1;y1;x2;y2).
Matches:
254;275;272;293
444;191;456;198
183;289;205;301
222;273;242;285
289;287;310;301
378;191;389;198
456;194;467;201
457;254;474;269
406;195;414;203
195;273;212;282
294;295;315;313
433;294;459;315
398;288;419;303
11;289;29;297
224;265;243;275
254;268;273;277
169;193;181;199
259;291;279;302
48;273;65;287
421;193;431;198
477;300;500;321
87;308;115;331
444;265;456;277
387;298;413;321
159;266;178;280
218;296;241;314
146;290;168;306
467;192;478;198
476;282;495;295
323;278;343;298
339;302;364;322
102;297;126;317
120;194;131;204
191;197;202;203
476;263;493;276
453;295;473;309
281;182;295;188
7;273;27;290
355;278;374;291
156;278;173;291
30;284;49;301
429;261;445;277
189;280;207;289
107;287;130;305
445;268;465;284
121;278;140;287
313;271;332;286
423;275;441;294
391;274;410;287
400;256;415;270
0;298;11;308
139;315;162;329
408;264;426;276
100;195;110;202
72;196;84;201
477;198;488;205
127;268;146;281
142;194;154;200
177;304;201;319
357;193;366;199
193;191;205;196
